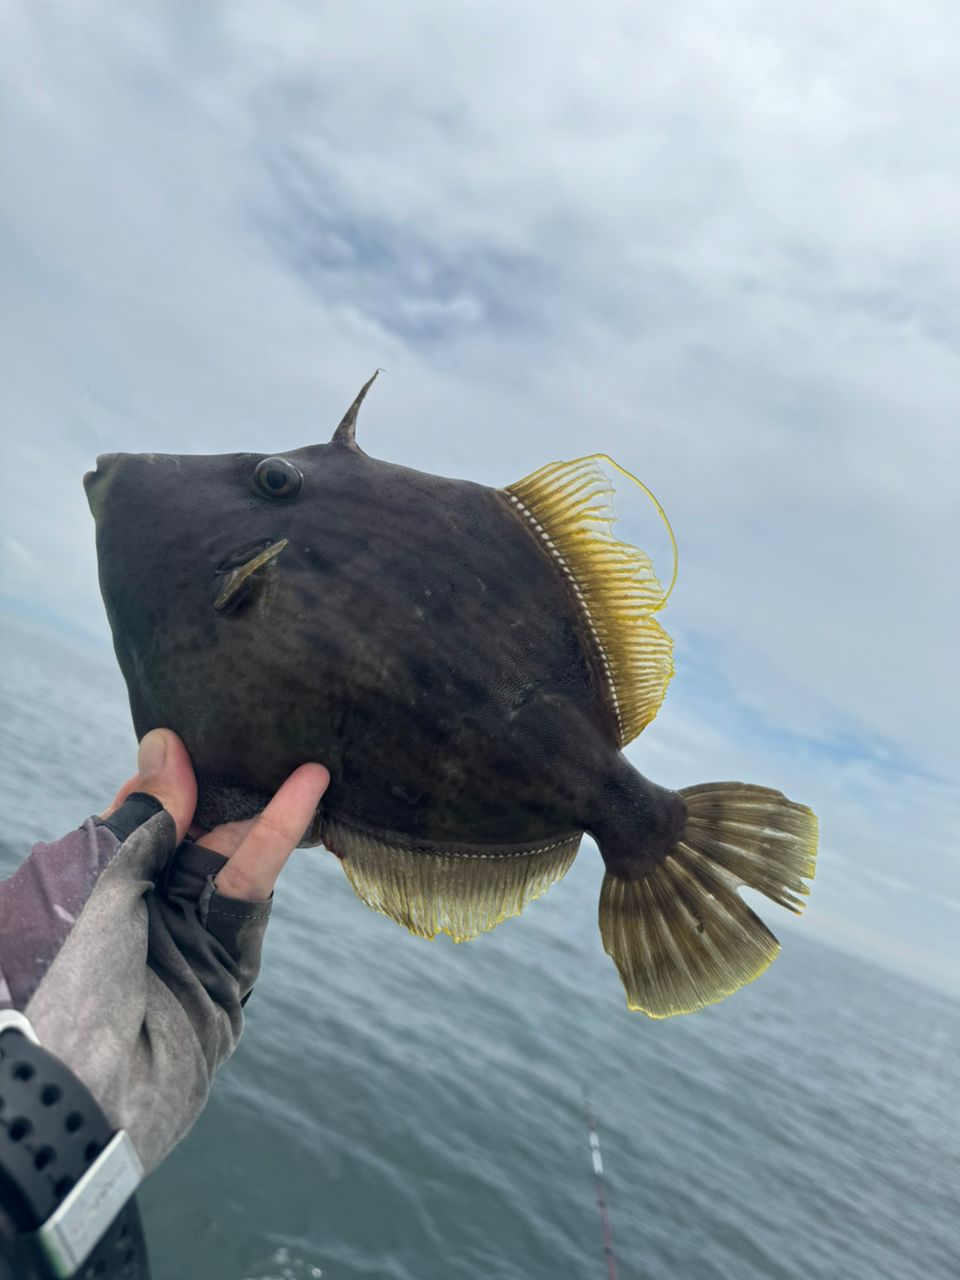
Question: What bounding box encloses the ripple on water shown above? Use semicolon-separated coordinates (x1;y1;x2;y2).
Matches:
4;616;960;1280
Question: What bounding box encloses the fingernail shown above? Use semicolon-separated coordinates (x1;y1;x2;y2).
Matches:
138;730;167;779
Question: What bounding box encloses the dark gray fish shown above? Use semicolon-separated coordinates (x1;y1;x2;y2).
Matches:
84;375;818;1017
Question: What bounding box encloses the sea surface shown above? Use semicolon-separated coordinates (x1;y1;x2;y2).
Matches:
1;614;958;1280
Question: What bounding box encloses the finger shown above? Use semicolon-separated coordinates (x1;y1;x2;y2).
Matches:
213;764;329;901
193;817;256;860
100;772;142;820
117;729;197;845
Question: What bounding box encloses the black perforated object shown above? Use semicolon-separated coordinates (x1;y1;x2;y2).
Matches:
0;1027;149;1278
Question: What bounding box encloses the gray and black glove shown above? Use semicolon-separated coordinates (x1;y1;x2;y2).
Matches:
0;729;328;1278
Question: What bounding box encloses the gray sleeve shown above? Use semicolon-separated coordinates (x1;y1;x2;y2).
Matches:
5;801;271;1174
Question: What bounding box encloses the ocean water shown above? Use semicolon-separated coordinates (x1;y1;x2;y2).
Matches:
1;613;958;1280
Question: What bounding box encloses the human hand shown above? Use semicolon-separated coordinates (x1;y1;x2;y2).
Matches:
0;725;330;1195
101;728;330;900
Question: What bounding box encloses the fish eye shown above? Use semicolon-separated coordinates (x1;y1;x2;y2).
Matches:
253;457;303;500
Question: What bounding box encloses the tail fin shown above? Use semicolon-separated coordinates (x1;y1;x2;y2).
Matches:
599;782;818;1018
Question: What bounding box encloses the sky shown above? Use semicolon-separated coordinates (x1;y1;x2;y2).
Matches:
0;0;957;994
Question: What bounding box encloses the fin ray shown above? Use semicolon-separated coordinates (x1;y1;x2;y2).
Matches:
503;456;673;745
325;817;582;942
598;782;817;1017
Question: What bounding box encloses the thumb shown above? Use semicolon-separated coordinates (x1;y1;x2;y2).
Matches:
131;729;198;846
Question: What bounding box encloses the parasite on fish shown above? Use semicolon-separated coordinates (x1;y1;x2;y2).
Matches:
84;374;818;1018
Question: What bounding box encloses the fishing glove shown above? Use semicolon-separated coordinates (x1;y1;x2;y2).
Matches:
0;794;270;1173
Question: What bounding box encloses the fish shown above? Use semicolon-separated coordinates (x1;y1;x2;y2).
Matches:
83;373;818;1018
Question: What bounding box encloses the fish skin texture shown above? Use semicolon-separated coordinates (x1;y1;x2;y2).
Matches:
87;442;630;848
85;400;819;1018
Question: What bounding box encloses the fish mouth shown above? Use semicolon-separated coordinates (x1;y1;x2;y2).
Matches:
83;453;121;517
214;538;289;613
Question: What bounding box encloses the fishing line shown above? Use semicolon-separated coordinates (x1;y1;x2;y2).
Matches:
587;453;679;611
584;1091;620;1280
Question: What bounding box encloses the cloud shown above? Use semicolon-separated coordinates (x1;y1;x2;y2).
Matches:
2;537;39;577
0;0;956;983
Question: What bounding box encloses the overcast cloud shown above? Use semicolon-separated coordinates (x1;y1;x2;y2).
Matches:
1;0;957;991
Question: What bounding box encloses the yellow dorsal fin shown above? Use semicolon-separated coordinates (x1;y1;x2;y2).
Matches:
503;455;675;746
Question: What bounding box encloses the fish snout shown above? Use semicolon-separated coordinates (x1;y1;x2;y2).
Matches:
83;453;121;516
81;450;124;509
83;453;119;486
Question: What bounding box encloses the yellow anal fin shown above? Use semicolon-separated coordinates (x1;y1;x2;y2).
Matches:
503;456;673;746
325;818;582;942
599;782;818;1017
